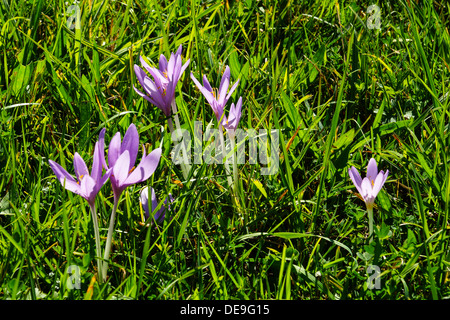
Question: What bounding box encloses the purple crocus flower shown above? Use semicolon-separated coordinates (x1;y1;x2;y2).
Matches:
133;45;190;117
99;123;162;197
49;134;112;283
348;158;389;210
49;138;112;207
222;97;243;133
190;65;239;124
97;124;161;282
140;186;174;224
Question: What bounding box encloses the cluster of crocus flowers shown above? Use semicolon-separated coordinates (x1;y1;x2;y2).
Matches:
98;124;161;281
99;124;161;199
134;45;191;179
349;157;389;241
48;40;397;289
134;45;190;118
190;65;243;156
190;65;240;127
190;65;242;209
49;124;162;283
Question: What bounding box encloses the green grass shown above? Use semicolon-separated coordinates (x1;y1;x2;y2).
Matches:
1;0;449;300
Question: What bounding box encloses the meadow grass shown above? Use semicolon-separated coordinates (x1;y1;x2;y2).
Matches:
0;0;449;300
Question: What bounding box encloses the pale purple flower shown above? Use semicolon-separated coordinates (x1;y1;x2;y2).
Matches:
99;124;162;197
190;65;239;124
222;97;243;133
134;45;190;117
49;133;112;283
49;137;112;207
140;186;174;224
348;158;389;210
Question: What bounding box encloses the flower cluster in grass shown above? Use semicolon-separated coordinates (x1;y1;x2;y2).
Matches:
134;45;190;119
190;66;243;206
49;124;162;283
49;42;391;285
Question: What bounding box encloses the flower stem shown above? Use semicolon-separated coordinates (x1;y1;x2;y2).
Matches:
88;203;103;284
168;101;190;180
102;192;120;282
167;117;175;133
219;125;234;188
171;99;182;135
228;130;245;225
228;131;239;187
367;207;374;242
219;125;241;214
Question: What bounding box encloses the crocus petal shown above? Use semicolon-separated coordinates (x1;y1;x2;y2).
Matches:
383;169;389;185
235;96;243;120
135;66;169;113
133;85;158;106
90;141;103;183
140;187;150;218
140;186;169;223
124;148;162;186
108;132;122;168
113;150;131;187
144;65;167;94
165;63;180;105
202;75;214;93
158;54;168;74
49;160;80;194
225;97;243;131
154;207;165;223
179;59;190;80
150;187;159;215
141;74;160;96
366;158;378;182
73;152;89;181
373;170;389;197
134;65;151;90
361;177;373;201
121;124;139;171
219;66;230;88
371;172;385;199
224;103;237;129
173;55;183;82
79;175;96;203
98;167;113;193
98;128;108;170
176;44;182;56
191;73;215;106
167;54;177;80
218;67;231;106
138;56;153;74
348;166;363;192
149;92;170;116
225;78;240;102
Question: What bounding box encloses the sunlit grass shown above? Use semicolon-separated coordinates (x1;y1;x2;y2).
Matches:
0;0;449;300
